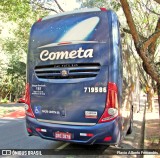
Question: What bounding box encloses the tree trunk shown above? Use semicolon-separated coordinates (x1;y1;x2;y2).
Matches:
147;87;154;112
157;83;160;118
9;93;12;102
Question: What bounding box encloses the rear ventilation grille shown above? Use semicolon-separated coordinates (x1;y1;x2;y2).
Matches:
34;63;100;80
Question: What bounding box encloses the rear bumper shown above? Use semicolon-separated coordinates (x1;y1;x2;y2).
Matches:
26;116;122;145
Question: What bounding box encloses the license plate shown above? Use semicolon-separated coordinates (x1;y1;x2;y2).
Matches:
55;132;71;140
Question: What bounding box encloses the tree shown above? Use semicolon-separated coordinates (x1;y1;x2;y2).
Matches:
0;0;65;102
0;0;48;101
119;0;160;114
120;0;160;83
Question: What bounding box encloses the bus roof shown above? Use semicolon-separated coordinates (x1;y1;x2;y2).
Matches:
42;8;104;21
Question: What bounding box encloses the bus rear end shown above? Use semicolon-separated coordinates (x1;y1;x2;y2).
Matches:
25;8;123;145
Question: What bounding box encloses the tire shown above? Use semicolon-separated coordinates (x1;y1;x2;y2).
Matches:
127;106;133;134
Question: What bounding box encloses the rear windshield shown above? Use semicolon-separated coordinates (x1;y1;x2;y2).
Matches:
32;11;110;47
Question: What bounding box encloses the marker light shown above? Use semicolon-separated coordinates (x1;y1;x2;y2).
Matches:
100;8;107;11
37;18;42;22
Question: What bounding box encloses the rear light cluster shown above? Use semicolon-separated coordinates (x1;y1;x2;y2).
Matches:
25;83;35;118
80;133;94;137
98;82;119;123
36;128;47;133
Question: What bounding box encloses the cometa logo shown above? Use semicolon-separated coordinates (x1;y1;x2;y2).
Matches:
40;47;93;61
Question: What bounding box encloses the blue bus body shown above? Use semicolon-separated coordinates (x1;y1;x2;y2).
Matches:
25;8;133;145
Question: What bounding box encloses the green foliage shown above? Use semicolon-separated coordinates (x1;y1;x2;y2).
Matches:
81;0;121;11
0;98;9;103
0;0;46;22
0;0;48;101
7;60;26;78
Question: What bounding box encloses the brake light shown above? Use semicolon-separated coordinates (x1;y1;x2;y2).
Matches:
58;41;72;45
98;82;119;123
25;83;35;118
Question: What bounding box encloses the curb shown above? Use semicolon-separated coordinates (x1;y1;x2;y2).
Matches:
143;102;147;158
141;101;147;149
137;100;147;158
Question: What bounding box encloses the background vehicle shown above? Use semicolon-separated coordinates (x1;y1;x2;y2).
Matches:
25;8;133;145
17;97;25;103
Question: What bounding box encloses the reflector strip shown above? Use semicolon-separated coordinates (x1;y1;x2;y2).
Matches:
27;128;32;133
104;136;112;141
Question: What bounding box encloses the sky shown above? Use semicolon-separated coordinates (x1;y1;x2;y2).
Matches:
60;0;81;11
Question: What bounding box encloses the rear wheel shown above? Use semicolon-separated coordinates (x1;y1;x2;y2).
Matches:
127;106;133;134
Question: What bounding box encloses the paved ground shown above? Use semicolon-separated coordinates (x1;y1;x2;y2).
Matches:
144;98;160;158
0;99;159;157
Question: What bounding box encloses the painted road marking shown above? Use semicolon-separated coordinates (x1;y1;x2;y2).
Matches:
56;143;70;150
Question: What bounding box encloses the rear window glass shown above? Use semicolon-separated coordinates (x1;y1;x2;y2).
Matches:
32;12;110;46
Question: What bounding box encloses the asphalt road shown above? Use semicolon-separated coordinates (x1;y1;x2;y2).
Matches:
0;102;145;157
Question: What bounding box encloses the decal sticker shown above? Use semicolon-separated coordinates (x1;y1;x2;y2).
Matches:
84;87;107;93
41;109;60;115
34;106;41;114
59;17;100;42
85;111;97;119
32;84;46;96
95;82;108;86
39;47;93;61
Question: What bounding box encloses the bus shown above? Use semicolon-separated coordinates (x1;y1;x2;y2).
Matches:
25;8;133;145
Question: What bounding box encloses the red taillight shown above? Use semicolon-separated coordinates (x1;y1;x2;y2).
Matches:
25;83;35;118
36;128;41;132
98;82;119;123
87;133;94;137
100;8;107;11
